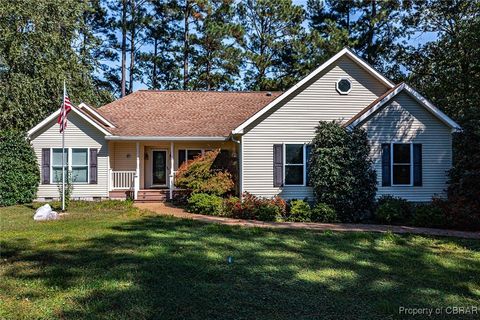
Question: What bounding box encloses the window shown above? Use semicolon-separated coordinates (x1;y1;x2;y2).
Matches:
392;143;412;185
284;144;305;185
336;78;352;95
178;149;202;167
71;148;88;183
51;148;89;184
52;148;68;183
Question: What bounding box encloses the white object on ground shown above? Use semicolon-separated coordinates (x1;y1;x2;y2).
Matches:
33;204;59;221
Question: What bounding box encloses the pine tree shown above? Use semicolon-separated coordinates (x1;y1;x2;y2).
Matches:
190;0;243;90
238;0;307;91
139;0;183;89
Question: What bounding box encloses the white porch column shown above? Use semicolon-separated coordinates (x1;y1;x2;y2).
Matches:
134;142;140;200
169;141;174;200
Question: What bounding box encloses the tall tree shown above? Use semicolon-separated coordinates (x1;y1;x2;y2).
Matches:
238;0;307;91
0;0;113;132
190;0;243;90
139;0;182;89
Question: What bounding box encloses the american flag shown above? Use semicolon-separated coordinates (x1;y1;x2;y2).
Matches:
57;92;72;133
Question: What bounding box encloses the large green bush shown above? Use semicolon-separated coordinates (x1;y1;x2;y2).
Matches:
445;127;480;230
309;121;377;222
0;130;39;206
187;193;223;215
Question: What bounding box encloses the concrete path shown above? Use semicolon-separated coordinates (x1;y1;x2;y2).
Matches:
135;202;480;240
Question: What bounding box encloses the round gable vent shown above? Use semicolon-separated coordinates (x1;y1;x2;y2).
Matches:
336;78;352;95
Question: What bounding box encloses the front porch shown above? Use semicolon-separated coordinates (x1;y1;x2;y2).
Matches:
107;139;237;201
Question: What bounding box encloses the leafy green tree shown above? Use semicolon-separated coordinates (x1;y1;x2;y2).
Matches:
402;0;480;230
0;130;39;206
0;0;113;132
309;121;376;222
238;0;308;91
190;0;243;90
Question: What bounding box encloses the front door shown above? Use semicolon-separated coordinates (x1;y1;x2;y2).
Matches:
152;150;167;186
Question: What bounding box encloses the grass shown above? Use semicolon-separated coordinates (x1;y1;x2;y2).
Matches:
1;201;479;320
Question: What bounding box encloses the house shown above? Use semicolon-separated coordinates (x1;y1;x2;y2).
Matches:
27;48;461;202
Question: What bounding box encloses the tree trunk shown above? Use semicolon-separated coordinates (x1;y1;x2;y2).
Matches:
152;37;158;89
183;0;190;90
367;0;376;63
129;0;136;94
121;0;127;97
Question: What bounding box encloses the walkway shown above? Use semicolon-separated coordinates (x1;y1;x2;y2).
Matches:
135;202;480;240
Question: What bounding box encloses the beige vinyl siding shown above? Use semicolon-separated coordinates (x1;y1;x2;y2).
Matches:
242;55;389;199
361;92;452;201
30;112;109;200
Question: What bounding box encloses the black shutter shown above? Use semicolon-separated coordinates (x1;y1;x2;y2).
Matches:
413;144;422;186
178;149;186;167
381;144;391;187
306;144;312;186
42;148;50;184
90;149;98;184
273;144;283;187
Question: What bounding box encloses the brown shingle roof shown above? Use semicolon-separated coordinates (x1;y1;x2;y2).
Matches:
97;90;282;137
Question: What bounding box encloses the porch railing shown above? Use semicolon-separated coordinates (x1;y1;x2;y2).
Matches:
111;171;136;190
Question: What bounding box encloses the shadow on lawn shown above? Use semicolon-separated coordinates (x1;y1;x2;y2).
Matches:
3;216;480;319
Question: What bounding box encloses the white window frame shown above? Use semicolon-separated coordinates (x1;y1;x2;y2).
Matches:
336;78;352;95
283;144;306;187
391;142;413;187
50;148;90;184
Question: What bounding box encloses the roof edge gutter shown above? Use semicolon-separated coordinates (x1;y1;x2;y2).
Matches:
105;136;229;141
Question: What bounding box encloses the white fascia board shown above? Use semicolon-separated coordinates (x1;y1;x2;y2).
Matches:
78;102;116;128
347;83;462;132
105;136;229;141
232;47;395;135
27;106;112;137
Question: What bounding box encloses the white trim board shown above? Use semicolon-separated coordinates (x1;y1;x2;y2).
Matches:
105;136;228;141
345;83;462;132
27;105;112;137
232;47;395;135
78;102;116;128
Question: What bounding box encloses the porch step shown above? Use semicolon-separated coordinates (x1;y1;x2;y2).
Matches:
136;189;170;202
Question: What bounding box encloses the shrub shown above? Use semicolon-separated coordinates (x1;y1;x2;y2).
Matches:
224;193;285;221
287;200;311;222
311;203;337;222
309;121;377;222
187;193;223;215
374;195;412;224
175;149;235;196
0;130;39;206
412;203;446;228
56;170;73;209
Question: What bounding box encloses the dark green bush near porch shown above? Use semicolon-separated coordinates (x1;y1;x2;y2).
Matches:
308;121;377;222
311;203;337;223
374;195;412;224
0;130;39;206
187;193;223;215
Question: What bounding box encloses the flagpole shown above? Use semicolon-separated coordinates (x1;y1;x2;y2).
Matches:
62;80;66;212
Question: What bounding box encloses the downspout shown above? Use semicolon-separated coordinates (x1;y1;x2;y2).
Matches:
230;133;243;198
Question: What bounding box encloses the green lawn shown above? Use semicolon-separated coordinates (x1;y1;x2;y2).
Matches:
1;202;479;320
